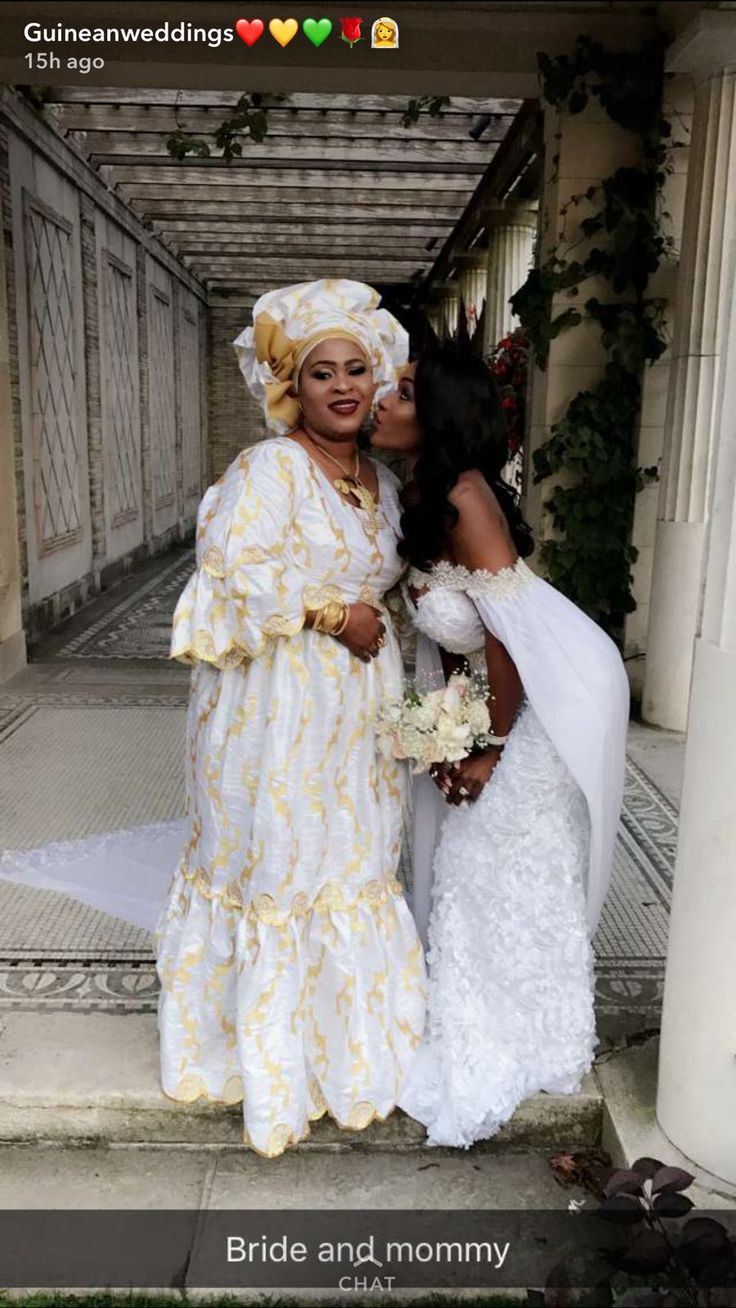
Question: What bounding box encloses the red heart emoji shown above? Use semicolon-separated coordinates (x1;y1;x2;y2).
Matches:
235;18;265;47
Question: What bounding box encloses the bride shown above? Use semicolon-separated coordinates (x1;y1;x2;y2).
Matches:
371;344;630;1148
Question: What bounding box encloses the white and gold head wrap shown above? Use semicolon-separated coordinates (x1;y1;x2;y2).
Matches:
233;278;409;434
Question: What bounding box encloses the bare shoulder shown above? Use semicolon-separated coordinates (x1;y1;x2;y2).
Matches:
448;470;504;519
447;470;517;571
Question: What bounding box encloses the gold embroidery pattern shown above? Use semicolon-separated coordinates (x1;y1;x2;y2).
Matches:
176;862;405;923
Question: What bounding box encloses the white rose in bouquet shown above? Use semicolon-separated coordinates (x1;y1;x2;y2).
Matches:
404;697;440;732
465;699;491;735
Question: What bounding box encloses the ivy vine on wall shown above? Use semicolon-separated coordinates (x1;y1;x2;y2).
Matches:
510;34;676;642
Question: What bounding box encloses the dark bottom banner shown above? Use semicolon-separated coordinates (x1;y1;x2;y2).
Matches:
1;1209;735;1291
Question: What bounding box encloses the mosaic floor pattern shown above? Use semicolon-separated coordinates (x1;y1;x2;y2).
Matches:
0;546;680;1037
51;548;195;662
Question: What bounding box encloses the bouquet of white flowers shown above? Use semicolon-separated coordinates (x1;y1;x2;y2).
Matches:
378;671;496;773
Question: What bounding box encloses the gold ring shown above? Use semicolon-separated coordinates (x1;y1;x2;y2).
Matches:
377;635;386;648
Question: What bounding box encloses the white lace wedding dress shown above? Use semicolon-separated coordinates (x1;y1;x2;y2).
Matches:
398;556;630;1148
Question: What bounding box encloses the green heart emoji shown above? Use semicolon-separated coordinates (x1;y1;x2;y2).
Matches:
303;17;333;47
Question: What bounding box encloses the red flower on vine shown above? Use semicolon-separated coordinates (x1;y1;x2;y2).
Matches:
340;17;363;46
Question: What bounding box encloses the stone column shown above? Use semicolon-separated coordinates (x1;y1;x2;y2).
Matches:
438;284;459;341
482;202;537;353
656;172;736;1183
0;154;26;682
642;16;736;730
456;252;488;345
623;74;694;701
523;102;642;546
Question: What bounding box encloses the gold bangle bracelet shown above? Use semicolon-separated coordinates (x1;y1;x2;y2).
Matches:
333;605;350;636
307;600;349;636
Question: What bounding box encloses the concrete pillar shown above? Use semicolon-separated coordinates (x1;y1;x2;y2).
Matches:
624;75;694;700
0;167;26;682
482;202;537;353
456;252;488;345
642;16;736;729
438;284;459;340
656;151;736;1183
523;102;642;547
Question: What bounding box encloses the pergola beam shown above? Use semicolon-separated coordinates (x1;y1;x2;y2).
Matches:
56;107;516;143
121;189;468;210
35;86;523;297
83;138;495;167
49;89;522;114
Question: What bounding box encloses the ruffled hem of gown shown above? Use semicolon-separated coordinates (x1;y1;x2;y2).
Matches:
398;1003;595;1150
155;861;427;1158
159;1077;401;1159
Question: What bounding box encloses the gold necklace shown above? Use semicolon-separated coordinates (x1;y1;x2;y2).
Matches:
303;432;378;520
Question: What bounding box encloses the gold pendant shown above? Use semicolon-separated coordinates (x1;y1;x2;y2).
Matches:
335;477;378;520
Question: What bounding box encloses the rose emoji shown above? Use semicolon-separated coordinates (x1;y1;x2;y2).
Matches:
340;16;363;46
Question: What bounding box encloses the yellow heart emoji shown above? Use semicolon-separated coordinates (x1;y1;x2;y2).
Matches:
269;17;298;47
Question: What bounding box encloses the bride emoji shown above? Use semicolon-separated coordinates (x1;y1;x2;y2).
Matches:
371;17;399;48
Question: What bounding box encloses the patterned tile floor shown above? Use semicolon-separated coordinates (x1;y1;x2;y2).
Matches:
0;546;684;1040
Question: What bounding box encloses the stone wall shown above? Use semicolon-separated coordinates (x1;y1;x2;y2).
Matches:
208;302;264;479
0;91;208;661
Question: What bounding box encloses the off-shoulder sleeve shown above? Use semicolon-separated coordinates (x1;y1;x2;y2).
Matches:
170;441;310;669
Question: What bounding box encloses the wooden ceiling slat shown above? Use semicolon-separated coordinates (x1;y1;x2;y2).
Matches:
97;160;486;179
179;243;435;258
122;188;468;209
82;138;495;166
49;89;521;114
104;167;480;187
152;220;453;235
56;107;515;142
160;238;442;253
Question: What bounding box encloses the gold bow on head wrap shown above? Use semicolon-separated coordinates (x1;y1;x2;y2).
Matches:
233;279;409;434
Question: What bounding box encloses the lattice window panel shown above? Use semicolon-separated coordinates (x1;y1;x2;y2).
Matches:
24;193;82;554
180;307;201;498
102;251;139;526
149;285;175;509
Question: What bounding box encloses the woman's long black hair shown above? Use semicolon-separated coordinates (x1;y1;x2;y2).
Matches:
399;342;533;569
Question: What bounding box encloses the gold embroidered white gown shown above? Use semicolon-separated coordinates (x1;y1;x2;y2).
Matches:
156;437;426;1156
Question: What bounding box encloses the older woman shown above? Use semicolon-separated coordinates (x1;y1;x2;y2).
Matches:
156;280;426;1156
0;279;426;1158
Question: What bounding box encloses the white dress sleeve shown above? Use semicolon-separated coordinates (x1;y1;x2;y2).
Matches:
170;440;310;669
422;558;630;936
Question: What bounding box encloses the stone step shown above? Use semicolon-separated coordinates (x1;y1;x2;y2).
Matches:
0;1141;583;1301
0;1011;603;1151
0;1140;583;1209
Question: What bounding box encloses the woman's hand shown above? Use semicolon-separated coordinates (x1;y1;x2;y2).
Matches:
336;603;386;663
431;748;503;805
